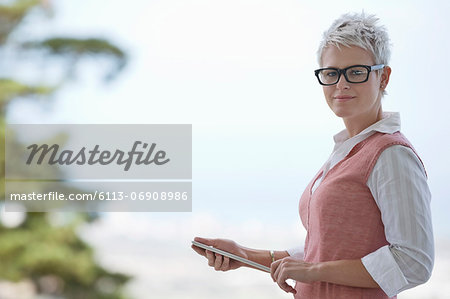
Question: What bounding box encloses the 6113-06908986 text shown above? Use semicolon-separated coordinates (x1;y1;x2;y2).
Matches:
9;191;189;201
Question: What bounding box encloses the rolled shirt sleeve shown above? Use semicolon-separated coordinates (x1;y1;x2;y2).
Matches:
363;145;434;297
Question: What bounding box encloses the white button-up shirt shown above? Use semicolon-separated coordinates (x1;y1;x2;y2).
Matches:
287;112;434;297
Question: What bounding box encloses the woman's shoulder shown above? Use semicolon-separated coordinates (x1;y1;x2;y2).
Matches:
369;131;427;177
368;131;412;148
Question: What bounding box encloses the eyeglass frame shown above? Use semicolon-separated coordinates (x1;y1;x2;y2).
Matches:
314;64;385;86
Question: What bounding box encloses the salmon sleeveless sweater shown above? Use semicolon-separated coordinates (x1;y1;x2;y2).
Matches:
295;132;420;299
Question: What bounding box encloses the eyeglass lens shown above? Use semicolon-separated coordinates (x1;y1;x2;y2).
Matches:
319;66;369;85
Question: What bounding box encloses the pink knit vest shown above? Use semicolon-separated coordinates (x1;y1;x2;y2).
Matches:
295;132;420;299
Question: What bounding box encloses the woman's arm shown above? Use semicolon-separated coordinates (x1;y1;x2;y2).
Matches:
270;257;379;294
244;246;290;268
313;259;379;287
192;236;290;271
364;146;434;295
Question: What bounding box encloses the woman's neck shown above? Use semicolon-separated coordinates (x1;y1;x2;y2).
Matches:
343;107;383;138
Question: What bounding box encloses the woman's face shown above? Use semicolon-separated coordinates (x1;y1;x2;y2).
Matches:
320;45;390;123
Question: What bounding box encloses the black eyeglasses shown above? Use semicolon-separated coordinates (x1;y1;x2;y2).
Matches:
314;64;385;86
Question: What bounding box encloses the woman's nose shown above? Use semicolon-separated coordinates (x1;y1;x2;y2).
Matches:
335;74;350;90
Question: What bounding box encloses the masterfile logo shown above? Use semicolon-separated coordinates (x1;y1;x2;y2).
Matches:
25;141;170;171
4;124;192;212
6;124;191;180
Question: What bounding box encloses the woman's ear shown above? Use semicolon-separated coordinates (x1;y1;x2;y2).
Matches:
380;66;392;89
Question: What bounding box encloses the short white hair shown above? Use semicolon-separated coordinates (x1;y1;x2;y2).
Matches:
317;12;391;67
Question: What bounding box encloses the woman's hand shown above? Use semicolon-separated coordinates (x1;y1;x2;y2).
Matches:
191;236;249;271
270;256;318;294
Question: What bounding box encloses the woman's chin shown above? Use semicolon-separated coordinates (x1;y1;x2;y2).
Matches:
331;109;352;118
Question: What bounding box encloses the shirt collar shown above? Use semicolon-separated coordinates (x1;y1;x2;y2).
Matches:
333;112;401;146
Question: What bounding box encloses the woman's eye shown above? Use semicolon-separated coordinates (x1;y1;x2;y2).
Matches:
326;71;338;77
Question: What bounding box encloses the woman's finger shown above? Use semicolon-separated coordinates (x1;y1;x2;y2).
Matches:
214;253;223;271
206;250;215;267
273;262;282;283
272;258;285;282
194;236;216;247
191;244;206;257
276;268;296;294
221;256;230;271
278;281;296;294
270;258;282;281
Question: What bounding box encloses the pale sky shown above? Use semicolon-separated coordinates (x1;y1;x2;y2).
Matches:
12;0;450;232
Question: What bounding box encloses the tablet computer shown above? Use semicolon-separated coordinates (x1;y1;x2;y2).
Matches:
192;240;271;273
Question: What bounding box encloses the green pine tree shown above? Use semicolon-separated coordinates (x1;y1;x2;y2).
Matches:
1;1;131;298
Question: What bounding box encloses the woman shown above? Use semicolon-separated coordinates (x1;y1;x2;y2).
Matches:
192;12;434;298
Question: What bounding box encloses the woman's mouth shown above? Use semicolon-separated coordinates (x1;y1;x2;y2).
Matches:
334;95;355;103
